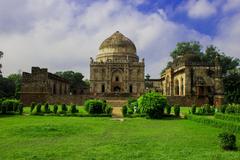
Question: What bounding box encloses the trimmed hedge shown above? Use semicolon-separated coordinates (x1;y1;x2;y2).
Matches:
44;113;111;117
1;99;20;113
187;114;240;133
225;103;240;114
84;99;112;114
215;113;240;123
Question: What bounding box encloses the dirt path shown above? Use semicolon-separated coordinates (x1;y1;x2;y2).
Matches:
111;107;123;118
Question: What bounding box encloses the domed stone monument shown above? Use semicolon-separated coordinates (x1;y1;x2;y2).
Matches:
90;31;145;96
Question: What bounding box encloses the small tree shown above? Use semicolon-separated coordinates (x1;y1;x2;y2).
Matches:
36;103;42;113
53;104;58;114
191;104;196;114
166;105;171;115
71;104;78;113
61;104;67;113
44;103;50;113
31;102;36;113
174;104;180;117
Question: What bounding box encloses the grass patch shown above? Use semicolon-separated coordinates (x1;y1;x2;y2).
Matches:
0;116;239;159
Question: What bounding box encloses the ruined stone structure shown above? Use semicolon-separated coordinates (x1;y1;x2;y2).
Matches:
20;67;70;104
90;31;145;97
146;54;224;106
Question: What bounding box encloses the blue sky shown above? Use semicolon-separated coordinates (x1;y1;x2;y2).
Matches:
0;0;239;78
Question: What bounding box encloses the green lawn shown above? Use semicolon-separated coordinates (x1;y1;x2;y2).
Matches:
0;116;239;160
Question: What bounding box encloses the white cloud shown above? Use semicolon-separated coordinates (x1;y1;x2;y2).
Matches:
179;0;217;19
213;12;240;58
223;0;240;12
0;0;227;79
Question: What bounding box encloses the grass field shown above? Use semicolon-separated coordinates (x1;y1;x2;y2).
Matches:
0;116;239;160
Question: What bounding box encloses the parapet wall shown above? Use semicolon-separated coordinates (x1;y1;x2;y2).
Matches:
167;96;209;106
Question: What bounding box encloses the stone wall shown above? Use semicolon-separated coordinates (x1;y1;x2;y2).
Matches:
167;96;209;106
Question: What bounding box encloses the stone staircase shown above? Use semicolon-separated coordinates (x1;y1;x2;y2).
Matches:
107;99;128;118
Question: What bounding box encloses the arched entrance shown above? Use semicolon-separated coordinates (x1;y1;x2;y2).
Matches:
111;69;123;93
114;86;121;93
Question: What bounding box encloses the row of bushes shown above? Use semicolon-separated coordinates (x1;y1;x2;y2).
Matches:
122;92;181;119
191;104;215;115
215;113;240;123
187;114;240;133
30;103;79;114
219;103;240;114
0;99;23;115
30;99;113;115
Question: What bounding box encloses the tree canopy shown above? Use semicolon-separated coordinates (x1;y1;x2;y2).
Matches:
0;77;16;98
7;73;22;98
55;71;88;94
204;45;239;75
170;41;203;59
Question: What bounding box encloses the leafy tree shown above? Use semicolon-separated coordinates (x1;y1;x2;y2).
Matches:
7;73;22;98
0;77;15;98
170;41;203;59
204;45;240;75
138;92;167;119
55;71;88;94
223;69;240;103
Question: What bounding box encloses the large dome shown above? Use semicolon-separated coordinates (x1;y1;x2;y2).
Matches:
99;31;136;53
96;31;138;62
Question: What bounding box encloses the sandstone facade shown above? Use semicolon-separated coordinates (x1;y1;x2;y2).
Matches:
20;67;70;105
146;54;224;106
90;31;145;97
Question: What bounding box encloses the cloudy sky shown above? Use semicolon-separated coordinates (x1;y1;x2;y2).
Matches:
0;0;240;79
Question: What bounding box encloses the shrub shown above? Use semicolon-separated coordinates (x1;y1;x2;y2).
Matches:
138;92;167;119
61;104;68;113
122;105;128;116
36;104;42;113
1;99;20;113
18;103;23;115
31;102;36;113
44;103;50;113
196;104;215;115
219;105;227;113
84;99;104;114
174;104;180;117
191;104;197;114
166;105;171;115
71;104;78;113
105;105;112;114
53;104;58;114
127;107;134;115
226;104;240;114
218;132;237;150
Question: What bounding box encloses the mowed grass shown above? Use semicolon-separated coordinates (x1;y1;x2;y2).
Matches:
0;116;239;160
